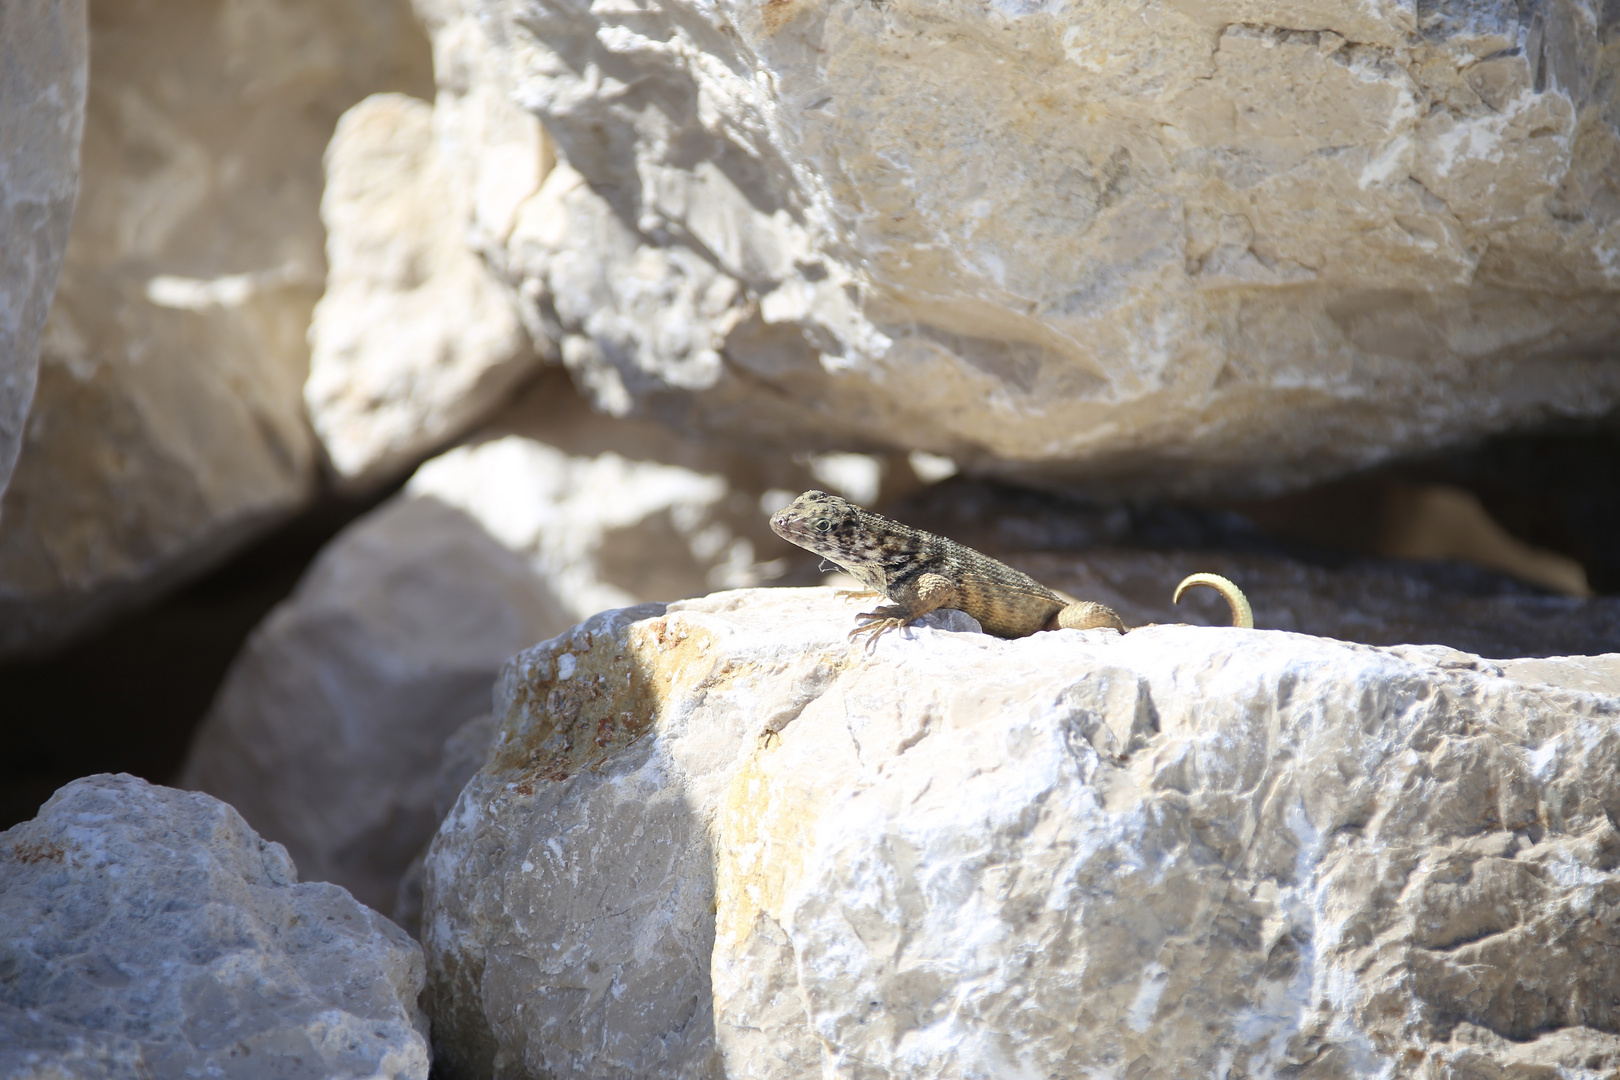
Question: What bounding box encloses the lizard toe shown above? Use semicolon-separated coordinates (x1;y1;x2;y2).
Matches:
848;616;911;652
834;588;884;600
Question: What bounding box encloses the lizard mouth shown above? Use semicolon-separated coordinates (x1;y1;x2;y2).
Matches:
769;510;807;537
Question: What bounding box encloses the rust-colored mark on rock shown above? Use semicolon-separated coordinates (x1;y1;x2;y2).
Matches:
761;0;810;34
491;613;722;783
7;841;67;864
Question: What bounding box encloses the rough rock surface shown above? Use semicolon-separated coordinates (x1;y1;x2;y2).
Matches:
0;773;429;1079
0;0;433;658
0;1;86;504
417;0;1620;495
184;373;812;913
423;588;1620;1079
306;93;538;485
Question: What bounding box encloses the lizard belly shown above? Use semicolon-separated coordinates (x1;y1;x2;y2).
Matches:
958;590;1062;638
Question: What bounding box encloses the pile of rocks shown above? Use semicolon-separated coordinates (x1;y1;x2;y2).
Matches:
4;0;1620;1074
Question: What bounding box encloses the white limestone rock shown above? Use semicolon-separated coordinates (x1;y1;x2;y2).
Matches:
0;0;85;504
184;375;810;914
306;93;539;485
416;0;1620;495
0;773;429;1079
0;0;433;657
415;0;554;264
423;587;1620;1078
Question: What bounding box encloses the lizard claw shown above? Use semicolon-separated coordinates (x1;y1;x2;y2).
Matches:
848;607;913;652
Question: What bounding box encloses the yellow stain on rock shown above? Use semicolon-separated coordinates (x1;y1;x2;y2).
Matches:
489;613;724;786
714;729;826;951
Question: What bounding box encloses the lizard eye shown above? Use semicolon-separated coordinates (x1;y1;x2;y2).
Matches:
814;519;832;532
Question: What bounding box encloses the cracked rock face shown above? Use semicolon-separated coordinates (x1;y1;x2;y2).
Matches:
0;1;85;505
423;588;1620;1079
0;774;429;1079
417;0;1620;495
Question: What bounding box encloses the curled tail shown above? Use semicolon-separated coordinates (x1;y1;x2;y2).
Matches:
1172;573;1253;629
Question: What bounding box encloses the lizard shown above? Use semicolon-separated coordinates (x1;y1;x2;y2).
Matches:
769;489;1253;649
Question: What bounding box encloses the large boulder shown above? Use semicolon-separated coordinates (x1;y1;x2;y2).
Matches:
305;93;540;486
0;0;433;658
183;373;814;914
423;588;1620;1078
0;1;86;504
391;711;501;937
413;0;1620;495
0;773;429;1079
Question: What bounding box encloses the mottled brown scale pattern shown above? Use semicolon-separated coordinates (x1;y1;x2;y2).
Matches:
769;489;1128;643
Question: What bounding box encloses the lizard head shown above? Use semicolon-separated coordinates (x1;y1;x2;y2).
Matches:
768;489;869;562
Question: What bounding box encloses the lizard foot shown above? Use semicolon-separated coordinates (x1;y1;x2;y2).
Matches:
1172;573;1254;629
848;606;916;652
835;588;884;600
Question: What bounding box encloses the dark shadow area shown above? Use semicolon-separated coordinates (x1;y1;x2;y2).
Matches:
880;422;1620;598
0;479;404;831
1385;428;1620;594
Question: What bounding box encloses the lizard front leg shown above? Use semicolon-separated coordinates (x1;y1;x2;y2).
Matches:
849;572;957;651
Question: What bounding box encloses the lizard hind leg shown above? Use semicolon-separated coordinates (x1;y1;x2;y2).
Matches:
1172;573;1254;629
1053;601;1127;632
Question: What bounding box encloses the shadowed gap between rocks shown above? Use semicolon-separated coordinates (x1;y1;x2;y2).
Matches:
0;475;405;831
